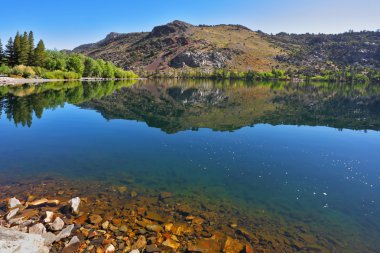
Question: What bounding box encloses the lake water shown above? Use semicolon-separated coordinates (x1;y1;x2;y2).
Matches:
0;80;380;252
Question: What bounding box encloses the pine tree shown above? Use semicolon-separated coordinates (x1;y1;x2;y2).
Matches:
13;32;21;65
33;40;46;67
27;31;35;66
19;31;29;65
0;38;5;65
5;37;14;66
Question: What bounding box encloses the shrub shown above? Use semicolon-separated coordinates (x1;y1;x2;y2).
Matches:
0;65;11;75
11;65;36;78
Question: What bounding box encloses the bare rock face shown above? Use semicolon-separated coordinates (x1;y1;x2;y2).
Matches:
0;227;50;253
150;20;193;38
170;51;230;68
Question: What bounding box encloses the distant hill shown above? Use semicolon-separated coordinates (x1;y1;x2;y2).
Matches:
73;20;380;74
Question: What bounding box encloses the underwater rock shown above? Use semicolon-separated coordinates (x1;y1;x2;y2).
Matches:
187;238;221;252
8;197;21;209
223;236;244;253
6;208;19;220
68;197;81;214
105;244;115;253
159;192;172;200
132;235;147;250
89;214;103;224
162;238;180;250
44;211;54;223
146;244;161;252
28;198;48;207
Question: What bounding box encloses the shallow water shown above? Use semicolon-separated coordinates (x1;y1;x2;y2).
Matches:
1;80;380;252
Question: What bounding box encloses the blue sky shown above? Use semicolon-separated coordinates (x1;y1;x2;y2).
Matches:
1;0;379;50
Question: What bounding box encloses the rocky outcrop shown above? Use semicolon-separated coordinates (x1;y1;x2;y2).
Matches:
170;50;230;68
149;20;193;38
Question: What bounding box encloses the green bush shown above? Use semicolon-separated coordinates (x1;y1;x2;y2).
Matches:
11;65;36;78
0;65;11;75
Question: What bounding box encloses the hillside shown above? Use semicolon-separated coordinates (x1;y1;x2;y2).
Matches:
73;20;285;73
73;20;380;74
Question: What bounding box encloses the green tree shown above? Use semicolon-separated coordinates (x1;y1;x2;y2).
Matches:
19;31;29;65
5;37;15;66
102;61;115;78
34;40;46;67
67;54;84;75
83;57;97;77
27;31;35;66
0;38;5;65
13;32;21;65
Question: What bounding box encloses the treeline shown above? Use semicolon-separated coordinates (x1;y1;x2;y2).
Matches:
143;68;380;83
0;31;138;79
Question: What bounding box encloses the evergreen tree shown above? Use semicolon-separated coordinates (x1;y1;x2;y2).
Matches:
0;38;5;65
19;32;29;65
27;31;35;66
5;37;15;66
13;32;21;65
33;40;46;67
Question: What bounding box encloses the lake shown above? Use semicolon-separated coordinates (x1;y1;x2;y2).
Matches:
0;79;380;252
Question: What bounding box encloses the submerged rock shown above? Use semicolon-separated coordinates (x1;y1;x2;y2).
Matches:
89;214;103;224
105;244;115;253
162;238;180;250
8;197;21;209
223;236;244;253
68;197;81;214
132;235;147;250
28;198;49;207
44;211;54;223
6;208;19;220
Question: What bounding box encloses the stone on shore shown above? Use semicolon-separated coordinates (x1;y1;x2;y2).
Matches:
162;238;180;250
0;227;50;253
29;223;47;235
62;236;81;253
56;224;74;240
105;244;116;253
50;217;65;231
89;214;103;224
8;197;21;209
68;197;81;214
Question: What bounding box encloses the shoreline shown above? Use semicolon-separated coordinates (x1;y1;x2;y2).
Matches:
0;77;144;86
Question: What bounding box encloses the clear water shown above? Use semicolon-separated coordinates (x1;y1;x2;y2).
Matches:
0;80;380;252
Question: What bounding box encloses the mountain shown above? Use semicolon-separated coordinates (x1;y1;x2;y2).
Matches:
73;20;380;74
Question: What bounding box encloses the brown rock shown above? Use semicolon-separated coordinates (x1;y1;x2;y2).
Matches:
28;198;48;207
117;186;127;194
62;236;81;253
132;235;147;250
74;214;88;225
146;244;162;252
187;238;221;252
159;192;172;200
89;214;103;225
177;204;192;215
245;244;254;253
146;224;163;233
145;212;165;223
223;236;244;253
162;238;180;250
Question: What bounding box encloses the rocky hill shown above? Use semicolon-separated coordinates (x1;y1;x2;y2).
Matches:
73;20;380;74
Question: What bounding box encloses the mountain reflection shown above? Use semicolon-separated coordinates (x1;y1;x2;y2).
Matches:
1;79;380;132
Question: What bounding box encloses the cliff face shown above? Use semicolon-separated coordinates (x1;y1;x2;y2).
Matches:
73;20;380;73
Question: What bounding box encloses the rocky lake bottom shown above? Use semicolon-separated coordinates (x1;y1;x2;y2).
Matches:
1;80;380;252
